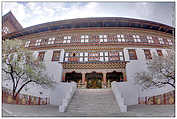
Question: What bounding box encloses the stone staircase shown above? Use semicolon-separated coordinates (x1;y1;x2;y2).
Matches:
66;89;121;115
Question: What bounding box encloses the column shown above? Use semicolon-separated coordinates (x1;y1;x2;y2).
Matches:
123;72;127;81
103;73;107;88
62;72;65;81
164;94;166;104
82;73;86;84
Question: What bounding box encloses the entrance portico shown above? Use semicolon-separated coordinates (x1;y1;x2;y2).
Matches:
61;61;128;88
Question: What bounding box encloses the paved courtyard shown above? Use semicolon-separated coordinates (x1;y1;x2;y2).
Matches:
2;103;175;117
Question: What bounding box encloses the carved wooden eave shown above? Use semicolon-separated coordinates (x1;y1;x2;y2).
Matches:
60;61;129;69
29;42;172;51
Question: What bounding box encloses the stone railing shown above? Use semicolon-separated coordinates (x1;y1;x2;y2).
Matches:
59;82;77;112
2;87;49;105
139;90;175;105
49;82;77;112
111;81;127;112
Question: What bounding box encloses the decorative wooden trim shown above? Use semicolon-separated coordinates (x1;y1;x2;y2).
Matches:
28;43;171;51
61;61;128;69
10;26;173;40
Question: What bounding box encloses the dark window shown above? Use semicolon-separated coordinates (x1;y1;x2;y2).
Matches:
144;49;152;59
52;51;60;61
157;50;163;56
128;49;137;60
38;52;45;61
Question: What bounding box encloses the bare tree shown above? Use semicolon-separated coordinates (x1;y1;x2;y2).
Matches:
2;39;54;99
135;49;175;89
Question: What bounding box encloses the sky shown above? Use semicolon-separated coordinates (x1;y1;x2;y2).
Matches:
2;2;175;28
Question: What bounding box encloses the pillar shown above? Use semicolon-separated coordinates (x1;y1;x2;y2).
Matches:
38;97;41;105
123;72;127;81
82;73;86;84
164;93;166;104
103;73;107;88
153;96;156;104
28;96;31;105
62;72;65;81
103;73;106;84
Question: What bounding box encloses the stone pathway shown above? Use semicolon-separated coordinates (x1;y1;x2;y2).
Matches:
2;103;175;117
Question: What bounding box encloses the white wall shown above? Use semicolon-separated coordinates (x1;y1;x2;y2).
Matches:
49;82;76;106
121;47;173;105
2;49;65;97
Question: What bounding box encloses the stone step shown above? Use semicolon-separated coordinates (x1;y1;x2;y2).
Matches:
66;89;120;114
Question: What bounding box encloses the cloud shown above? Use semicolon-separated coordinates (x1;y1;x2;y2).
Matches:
2;2;175;28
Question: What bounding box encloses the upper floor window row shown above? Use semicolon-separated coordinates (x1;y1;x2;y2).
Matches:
48;37;55;44
38;50;61;62
64;51;123;57
25;41;30;47
81;35;89;43
158;37;164;44
117;34;125;42
25;34;173;47
167;39;173;45
133;35;141;42
147;36;154;43
99;35;107;42
63;36;71;43
35;39;42;46
128;49;165;60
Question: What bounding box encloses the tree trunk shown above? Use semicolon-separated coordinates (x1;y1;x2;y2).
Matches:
14;80;33;98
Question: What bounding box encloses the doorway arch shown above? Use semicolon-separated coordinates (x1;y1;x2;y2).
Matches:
106;71;123;87
65;71;82;83
85;72;103;89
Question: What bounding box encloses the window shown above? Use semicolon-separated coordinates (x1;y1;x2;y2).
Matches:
167;39;173;45
79;57;83;62
109;51;123;61
63;36;71;43
99;35;107;42
35;39;42;46
81;35;89;43
119;52;123;61
105;52;108;56
3;26;9;34
65;58;68;62
65;53;69;57
133;35;141;42
128;49;137;60
147;36;154;43
144;49;152;59
105;57;109;61
48;37;55;44
158;38;164;44
99;52;109;62
84;57;88;62
100;57;104;61
85;52;88;56
25;41;30;47
80;52;83;56
38;52;45;61
100;52;103;56
157;50;163;56
52;51;60;61
117;34;125;42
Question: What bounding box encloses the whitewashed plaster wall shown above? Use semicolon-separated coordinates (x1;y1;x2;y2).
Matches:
121;47;174;105
2;49;65;98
